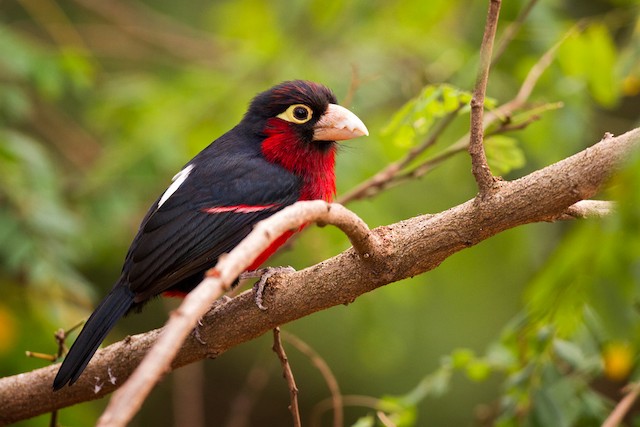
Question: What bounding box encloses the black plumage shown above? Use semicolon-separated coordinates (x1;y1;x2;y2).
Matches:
52;80;366;390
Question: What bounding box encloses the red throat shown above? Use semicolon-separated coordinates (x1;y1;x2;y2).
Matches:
260;118;336;202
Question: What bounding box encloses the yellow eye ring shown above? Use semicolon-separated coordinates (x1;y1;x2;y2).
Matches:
277;104;313;124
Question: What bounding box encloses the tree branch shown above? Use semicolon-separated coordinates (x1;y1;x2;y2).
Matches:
469;0;502;195
602;382;640;427
1;127;638;424
272;328;301;427
283;331;343;427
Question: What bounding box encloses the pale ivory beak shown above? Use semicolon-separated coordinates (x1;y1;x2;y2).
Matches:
313;104;369;142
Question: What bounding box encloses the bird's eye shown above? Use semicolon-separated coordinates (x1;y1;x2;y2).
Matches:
293;106;308;120
277;104;313;124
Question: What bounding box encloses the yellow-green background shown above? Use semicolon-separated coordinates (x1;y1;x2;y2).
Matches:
1;0;639;425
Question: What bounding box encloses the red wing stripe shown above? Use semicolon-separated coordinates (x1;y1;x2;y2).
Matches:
202;204;281;214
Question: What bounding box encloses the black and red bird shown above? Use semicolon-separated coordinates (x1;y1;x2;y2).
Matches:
52;80;368;390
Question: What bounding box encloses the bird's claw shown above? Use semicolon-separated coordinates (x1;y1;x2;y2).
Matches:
191;296;233;345
192;320;207;345
242;266;296;311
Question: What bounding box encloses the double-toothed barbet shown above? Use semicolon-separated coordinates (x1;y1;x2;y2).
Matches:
52;80;368;390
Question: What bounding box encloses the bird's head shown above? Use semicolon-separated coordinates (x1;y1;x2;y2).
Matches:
243;80;368;200
246;80;368;149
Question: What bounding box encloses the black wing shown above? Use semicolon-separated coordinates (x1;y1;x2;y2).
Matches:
121;143;301;303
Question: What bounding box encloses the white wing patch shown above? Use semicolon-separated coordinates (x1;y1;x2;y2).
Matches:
157;164;194;208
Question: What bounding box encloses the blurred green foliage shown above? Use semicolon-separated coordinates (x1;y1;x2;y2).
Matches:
1;0;639;426
381;84;474;148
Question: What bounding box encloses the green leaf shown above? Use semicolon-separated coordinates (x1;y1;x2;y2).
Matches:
382;84;472;148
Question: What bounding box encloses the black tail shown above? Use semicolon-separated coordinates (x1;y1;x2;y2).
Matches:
52;284;134;390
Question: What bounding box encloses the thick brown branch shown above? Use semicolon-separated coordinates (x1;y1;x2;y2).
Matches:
95;201;376;427
469;0;502;195
1;128;638;424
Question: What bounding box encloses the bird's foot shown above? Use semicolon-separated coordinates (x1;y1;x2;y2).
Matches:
240;266;296;311
191;296;233;345
192;318;207;345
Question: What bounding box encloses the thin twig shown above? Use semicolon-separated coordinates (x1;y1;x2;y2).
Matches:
24;351;57;362
377;411;397;427
272;328;301;427
393;144;467;188
338;109;460;204
602;382;640;427
486;114;541;136
282;331;343;427
342;65;378;109
485;101;564;137
51;323;82;426
25;321;84;427
49;332;65;427
469;0;502;195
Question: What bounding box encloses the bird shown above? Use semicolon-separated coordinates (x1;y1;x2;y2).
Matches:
52;80;368;390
